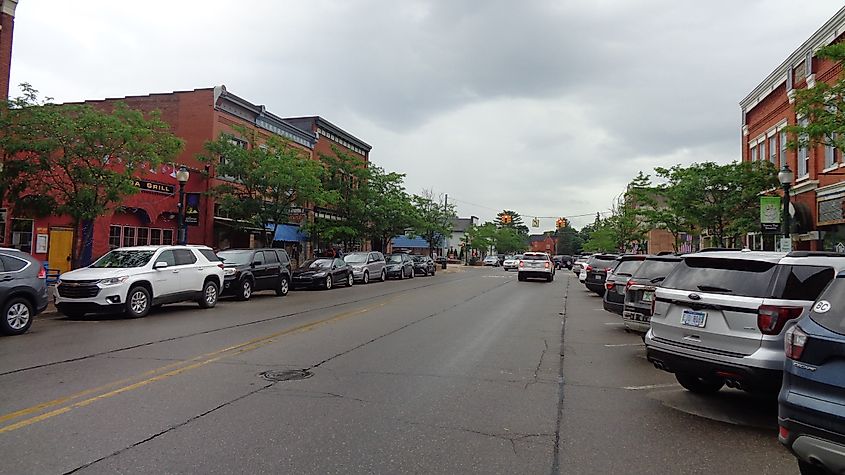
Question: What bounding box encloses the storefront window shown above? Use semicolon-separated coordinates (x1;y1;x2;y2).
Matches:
10;219;33;253
137;228;149;246
162;229;174;245
150;229;161;245
122;227;136;247
109;225;121;249
0;208;6;244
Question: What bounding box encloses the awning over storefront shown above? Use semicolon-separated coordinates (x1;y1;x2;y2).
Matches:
267;223;308;242
391;235;435;248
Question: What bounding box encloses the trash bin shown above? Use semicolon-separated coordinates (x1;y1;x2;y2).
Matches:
441;260;447;270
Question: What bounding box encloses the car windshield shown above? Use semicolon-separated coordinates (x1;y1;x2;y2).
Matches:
300;259;332;270
217;250;254;265
344;253;368;264
387;255;404;263
91;250;155;268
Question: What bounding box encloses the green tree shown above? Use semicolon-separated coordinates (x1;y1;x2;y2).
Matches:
6;85;183;266
788;43;845;153
581;219;616;253
199;125;327;246
494;226;527;254
310;147;370;249
627;171;691;253
360;165;416;252
464;222;497;258
410;189;457;256
495;209;529;234
555;224;583;255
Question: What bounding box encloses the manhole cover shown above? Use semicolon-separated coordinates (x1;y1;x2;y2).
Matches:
261;369;313;382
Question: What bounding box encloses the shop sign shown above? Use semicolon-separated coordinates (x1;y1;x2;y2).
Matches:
134;180;175;195
760;196;781;234
185;193;201;226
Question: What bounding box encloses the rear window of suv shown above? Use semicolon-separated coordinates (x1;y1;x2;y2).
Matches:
523;254;549;261
588;256;617;269
632;258;681;283
661;257;778;298
810;276;845;335
613;259;644;276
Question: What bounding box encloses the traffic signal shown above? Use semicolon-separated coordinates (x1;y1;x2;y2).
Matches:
556;217;568;229
501;214;512;224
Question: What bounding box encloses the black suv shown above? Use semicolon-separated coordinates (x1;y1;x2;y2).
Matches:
217;248;292;300
412;255;436;276
602;254;647;315
0;249;48;335
584;254;619;296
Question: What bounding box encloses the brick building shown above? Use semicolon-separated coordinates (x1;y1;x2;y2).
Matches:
0;0;17;100
0;86;320;272
741;6;845;251
528;233;556;254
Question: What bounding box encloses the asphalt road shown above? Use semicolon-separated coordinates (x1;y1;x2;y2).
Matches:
0;267;796;474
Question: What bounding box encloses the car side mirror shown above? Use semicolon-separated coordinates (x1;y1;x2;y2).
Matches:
154;261;169;270
252;261;262;267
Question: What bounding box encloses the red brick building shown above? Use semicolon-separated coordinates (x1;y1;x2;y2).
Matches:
528;233;556;254
0;0;17;100
0;86;319;272
741;6;845;251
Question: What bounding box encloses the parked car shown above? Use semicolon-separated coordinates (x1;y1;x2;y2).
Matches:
291;257;353;290
779;273;845;475
518;252;555;282
483;255;500;267
55;245;224;319
385;253;414;279
411;255;436;276
646;250;845;394
553;255;573;270
622;255;684;335
572;255;592;275
602;255;647;315
217;248;291;300
584;254;619;296
344;251;387;284
0;249;48;335
503;254;522;271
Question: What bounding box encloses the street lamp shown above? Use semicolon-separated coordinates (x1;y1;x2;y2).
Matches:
176;166;190;245
777;164;794;244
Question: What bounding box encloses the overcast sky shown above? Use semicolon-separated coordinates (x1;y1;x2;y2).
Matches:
9;1;845;230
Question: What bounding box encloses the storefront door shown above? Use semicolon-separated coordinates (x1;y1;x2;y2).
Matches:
48;229;74;273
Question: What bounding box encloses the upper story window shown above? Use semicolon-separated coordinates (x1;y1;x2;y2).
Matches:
825;134;839;169
794;60;807;84
780;130;787;166
769;136;778;165
797;117;809;178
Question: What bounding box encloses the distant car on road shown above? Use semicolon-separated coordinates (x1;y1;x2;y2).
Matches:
218;248;291;300
518;252;555;282
502;254;522;271
343;251;387;284
291;258;353;290
572;255;592;275
483;255;500;267
779;272;845;475
0;249;48;336
411;255;436;276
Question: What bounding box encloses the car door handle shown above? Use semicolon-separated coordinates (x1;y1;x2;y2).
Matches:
0;276;12;282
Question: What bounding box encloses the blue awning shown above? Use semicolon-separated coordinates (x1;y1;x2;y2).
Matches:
266;224;308;242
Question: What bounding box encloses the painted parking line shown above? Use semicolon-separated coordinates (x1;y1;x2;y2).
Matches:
603;322;624;325
623;383;679;391
604;343;643;348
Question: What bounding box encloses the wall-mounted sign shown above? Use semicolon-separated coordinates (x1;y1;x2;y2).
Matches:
185;193;201;226
133;180;175;195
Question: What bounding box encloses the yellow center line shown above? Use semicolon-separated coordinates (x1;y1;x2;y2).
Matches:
0;299;390;434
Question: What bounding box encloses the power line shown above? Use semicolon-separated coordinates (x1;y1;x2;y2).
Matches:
447;196;613;220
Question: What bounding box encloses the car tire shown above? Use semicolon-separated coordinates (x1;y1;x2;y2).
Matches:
380;269;386;282
125;286;151;318
399;269;405;280
363;271;369;285
518;273;525;282
410;268;415;279
1;297;34;335
347;273;354;287
548;274;554;282
324;276;333;290
675;373;724;394
275;276;289;297
198;280;219;309
237;279;253;301
798;460;827;475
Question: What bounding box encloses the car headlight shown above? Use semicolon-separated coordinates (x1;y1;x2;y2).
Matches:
98;276;129;286
313;272;327;277
223;268;237;276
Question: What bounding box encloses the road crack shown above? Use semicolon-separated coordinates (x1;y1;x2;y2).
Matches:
401;419;554;454
551;275;570;475
524;338;549;390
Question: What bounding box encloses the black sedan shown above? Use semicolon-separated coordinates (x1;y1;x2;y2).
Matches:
291;258;354;290
385;253;414;279
411;255;436;276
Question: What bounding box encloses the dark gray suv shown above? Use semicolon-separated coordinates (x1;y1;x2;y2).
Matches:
0;249;49;335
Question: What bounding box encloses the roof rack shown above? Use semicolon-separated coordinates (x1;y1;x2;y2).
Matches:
786;251;845;258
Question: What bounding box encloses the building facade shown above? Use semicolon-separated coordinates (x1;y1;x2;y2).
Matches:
0;0;17;100
445;216;478;258
741;6;845;251
528;233;557;254
0;86;319;272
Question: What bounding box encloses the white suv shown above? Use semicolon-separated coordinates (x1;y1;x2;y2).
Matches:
517;252;555;282
646;250;845;394
55;245;225;319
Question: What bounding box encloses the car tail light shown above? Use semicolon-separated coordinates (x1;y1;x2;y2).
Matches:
626;280;637;290
37;265;46;279
544;262;550;269
779;426;790;440
585;265;593;271
758;305;804;335
785;325;808;360
605;281;615;290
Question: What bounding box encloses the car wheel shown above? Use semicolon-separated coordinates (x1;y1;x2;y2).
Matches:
275;276;289;297
325;276;333;290
675;373;724;394
380;269;387;282
399;269;405;280
198;280;219;309
347;273;354;287
410;267;415;279
548;274;554;282
237;279;253;301
1;297;34;335
798;460;827;475
363;271;369;284
518;273;525;282
126;286;151;318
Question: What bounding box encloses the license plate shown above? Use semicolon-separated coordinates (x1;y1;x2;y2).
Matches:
681;309;707;328
592;275;601;280
642;291;654;302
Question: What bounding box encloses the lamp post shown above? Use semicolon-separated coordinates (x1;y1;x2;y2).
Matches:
777;164;794;246
176;166;190;245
